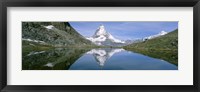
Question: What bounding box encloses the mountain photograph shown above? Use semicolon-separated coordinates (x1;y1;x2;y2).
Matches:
22;22;178;70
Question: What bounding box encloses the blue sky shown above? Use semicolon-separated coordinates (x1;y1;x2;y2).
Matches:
69;22;178;40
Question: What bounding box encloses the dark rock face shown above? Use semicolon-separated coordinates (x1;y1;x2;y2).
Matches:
22;22;94;47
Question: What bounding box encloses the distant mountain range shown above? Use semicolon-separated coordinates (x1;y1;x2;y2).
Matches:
86;25;169;47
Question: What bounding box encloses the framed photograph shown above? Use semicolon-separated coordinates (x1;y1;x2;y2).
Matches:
0;0;199;92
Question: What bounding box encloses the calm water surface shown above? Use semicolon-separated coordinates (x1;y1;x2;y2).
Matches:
22;48;177;70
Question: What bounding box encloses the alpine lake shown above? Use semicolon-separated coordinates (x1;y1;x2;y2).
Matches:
22;48;178;70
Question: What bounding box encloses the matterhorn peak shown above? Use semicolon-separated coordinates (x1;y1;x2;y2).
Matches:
94;24;107;36
86;24;125;46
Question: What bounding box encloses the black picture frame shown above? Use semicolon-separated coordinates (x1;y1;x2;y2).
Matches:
0;0;199;92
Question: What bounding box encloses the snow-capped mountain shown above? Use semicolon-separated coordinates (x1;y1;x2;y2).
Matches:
143;31;168;41
86;25;125;46
86;48;124;67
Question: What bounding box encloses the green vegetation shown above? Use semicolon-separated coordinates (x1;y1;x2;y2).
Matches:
124;29;178;66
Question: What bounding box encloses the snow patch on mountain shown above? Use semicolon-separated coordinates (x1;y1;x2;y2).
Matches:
44;25;54;30
87;35;106;42
27;51;46;56
108;33;125;43
44;63;54;67
143;31;168;41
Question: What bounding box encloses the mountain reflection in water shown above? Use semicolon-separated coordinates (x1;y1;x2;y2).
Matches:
86;48;124;67
22;48;178;70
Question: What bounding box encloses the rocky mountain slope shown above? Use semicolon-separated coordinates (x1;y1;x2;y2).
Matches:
22;22;95;47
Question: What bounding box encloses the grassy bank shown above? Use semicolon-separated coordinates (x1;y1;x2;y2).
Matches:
124;29;178;66
124;48;178;66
